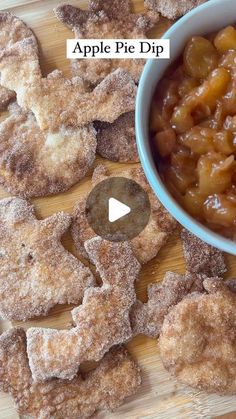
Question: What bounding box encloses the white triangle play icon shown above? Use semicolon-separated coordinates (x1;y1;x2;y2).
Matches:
108;198;131;223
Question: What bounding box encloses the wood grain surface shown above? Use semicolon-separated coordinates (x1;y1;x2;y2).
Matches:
0;1;236;418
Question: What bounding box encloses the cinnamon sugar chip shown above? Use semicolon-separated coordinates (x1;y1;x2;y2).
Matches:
55;1;159;85
0;328;141;418
0;102;96;197
21;68;137;131
0;85;15;110
181;229;227;277
131;271;207;338
145;0;207;20
71;58;144;87
95;111;139;163
0;13;97;192
26;238;141;382
0;197;95;321
0;12;41;94
71;165;177;265
160;279;236;395
0;13;136;131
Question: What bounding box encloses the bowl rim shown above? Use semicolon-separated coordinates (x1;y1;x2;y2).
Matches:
136;0;236;255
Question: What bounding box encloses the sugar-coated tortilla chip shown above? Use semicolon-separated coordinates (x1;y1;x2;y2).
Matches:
0;13;137;131
72;165;177;265
71;58;144;87
26;238;140;382
145;0;207;20
0;13;98;191
0;328;141;418
181;229;227;277
0;197;95;321
0;102;97;197
131;271;207;337
55;0;159;85
0;12;97;195
0;12;41;94
95;111;139;163
21;69;137;131
160;279;236;395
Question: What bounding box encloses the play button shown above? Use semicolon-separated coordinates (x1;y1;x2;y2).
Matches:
108;198;131;223
85;176;151;242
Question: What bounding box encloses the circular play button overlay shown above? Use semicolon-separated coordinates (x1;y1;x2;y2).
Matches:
85;177;151;242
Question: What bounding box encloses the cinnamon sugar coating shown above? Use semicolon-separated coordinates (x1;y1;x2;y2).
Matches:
131;271;207;338
160;279;236;395
181;229;227;277
0;197;95;321
145;0;206;20
0;12;41;94
0;328;141;418
19;68;137;131
0;102;96;197
225;279;236;293
72;165;177;265
131;275;236;342
0;14;97;195
0;85;15;110
131;229;228;339
26;238;140;381
95;111;139;163
132;230;229;340
0;13;136;131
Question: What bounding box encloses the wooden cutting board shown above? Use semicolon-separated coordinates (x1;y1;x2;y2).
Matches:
1;1;236;418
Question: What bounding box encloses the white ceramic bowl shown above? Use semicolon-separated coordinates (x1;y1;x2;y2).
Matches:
136;0;236;255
